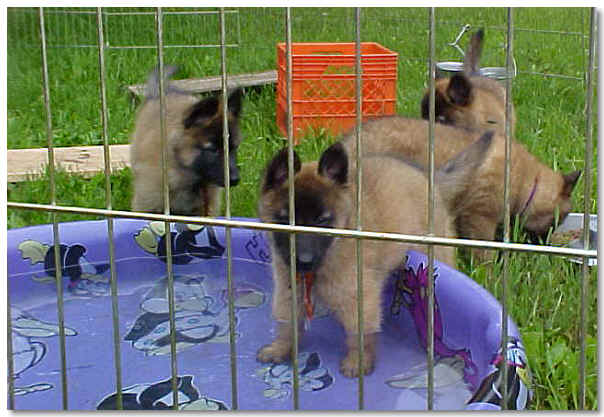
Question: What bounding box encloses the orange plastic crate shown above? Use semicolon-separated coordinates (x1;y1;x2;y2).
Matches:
276;42;398;142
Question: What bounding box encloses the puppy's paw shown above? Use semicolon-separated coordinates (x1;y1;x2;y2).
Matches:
340;350;375;378
256;341;292;364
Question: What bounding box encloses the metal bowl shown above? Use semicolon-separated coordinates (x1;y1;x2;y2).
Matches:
552;212;598;266
436;61;516;80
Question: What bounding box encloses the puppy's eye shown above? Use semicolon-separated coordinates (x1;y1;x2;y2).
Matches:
275;210;290;224
316;213;333;226
487;120;498;125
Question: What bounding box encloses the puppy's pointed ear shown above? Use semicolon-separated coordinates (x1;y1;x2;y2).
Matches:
183;95;220;129
318;142;348;184
227;88;243;118
263;148;301;192
446;74;473;106
562;170;581;196
463;28;484;75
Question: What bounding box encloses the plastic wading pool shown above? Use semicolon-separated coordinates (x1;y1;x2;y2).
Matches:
7;219;531;410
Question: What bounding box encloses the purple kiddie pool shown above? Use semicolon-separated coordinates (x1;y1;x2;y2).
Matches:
7;219;531;410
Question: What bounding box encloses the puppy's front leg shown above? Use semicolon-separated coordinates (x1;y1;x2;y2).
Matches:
256;320;302;364
456;212;498;262
257;266;304;364
326;268;382;378
340;332;377;378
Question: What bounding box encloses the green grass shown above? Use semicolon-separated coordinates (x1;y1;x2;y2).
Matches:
6;7;598;410
465;243;598;409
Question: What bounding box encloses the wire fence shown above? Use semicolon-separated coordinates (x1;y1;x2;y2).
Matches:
6;7;598;411
7;7;594;78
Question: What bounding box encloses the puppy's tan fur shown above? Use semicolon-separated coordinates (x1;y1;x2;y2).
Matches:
257;137;491;377
340;117;580;258
421;28;516;135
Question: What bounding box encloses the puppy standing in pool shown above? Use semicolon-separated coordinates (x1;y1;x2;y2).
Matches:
130;66;244;216
257;134;493;377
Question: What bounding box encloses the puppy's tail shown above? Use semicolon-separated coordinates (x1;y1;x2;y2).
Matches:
435;130;494;211
144;65;181;99
463;28;484;76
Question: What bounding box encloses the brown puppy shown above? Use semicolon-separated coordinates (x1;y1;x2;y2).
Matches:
340;117;581;259
420;28;516;135
257;134;492;377
130;66;243;216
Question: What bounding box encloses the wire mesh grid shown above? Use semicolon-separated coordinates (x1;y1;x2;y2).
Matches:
6;7;598;411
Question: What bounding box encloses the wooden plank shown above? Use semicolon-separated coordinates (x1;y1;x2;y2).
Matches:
7;144;131;182
128;70;277;97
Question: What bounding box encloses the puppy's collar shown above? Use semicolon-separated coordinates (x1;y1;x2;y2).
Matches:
519;177;539;219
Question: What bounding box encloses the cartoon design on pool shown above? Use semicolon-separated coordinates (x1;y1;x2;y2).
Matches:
386;355;467;389
134;222;225;264
10;307;77;396
468;338;532;409
390;262;479;387
254;352;334;400
244;231;271;263
18;239;110;295
96;375;228;410
124;274;264;355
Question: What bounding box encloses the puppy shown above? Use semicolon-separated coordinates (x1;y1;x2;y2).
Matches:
257;133;493;377
420;28;516;135
340;118;580;259
130;66;243;216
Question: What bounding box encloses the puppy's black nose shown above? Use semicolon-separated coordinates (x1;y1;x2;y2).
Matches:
296;252;315;272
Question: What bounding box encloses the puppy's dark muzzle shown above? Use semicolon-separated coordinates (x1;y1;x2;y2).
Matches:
228;163;240;187
229;175;240;186
296;251;317;273
215;168;239;187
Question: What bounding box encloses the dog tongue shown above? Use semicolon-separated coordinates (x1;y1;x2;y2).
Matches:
297;272;315;322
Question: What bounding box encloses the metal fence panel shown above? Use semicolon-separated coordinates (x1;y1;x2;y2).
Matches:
6;7;598;410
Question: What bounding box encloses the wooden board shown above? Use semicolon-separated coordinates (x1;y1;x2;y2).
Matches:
128;70;277;97
7;144;131;182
